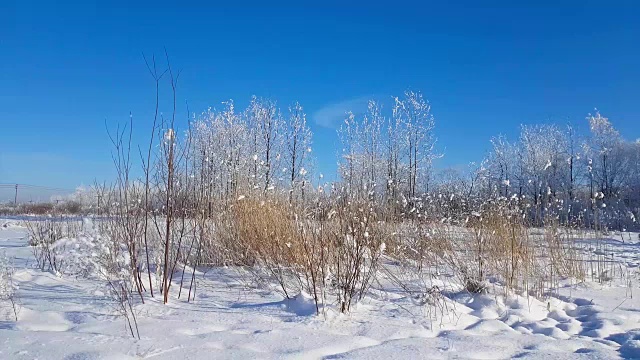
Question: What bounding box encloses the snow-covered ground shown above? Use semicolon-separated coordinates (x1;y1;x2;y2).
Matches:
1;219;640;359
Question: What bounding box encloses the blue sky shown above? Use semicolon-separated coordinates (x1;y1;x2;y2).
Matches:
2;1;640;197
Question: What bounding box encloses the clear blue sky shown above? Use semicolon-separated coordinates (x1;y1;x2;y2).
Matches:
2;1;640;195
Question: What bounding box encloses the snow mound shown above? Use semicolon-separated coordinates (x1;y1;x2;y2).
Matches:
284;292;317;316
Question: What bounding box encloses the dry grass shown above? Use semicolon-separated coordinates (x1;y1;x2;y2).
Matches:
382;201;590;301
21;190;608;322
211;197;389;313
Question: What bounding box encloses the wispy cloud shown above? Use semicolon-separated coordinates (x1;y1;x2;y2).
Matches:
311;96;372;129
312;95;396;129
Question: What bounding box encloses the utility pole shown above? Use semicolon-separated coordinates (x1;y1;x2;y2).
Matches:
14;184;18;205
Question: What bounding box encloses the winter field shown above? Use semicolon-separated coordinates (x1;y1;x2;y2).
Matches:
6;1;640;358
1;217;640;360
1;83;639;360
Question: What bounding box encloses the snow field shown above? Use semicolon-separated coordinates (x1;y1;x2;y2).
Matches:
1;219;640;359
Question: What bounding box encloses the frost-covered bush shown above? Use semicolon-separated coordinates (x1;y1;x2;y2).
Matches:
0;251;19;321
34;218;141;338
324;199;387;313
26;219;81;274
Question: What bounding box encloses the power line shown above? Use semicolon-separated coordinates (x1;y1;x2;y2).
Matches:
0;183;76;204
0;183;75;192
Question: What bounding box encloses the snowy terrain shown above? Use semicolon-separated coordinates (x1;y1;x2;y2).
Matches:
1;218;640;359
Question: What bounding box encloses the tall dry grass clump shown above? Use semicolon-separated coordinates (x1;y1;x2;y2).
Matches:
213;196;388;314
446;200;588;297
227;198;303;298
391;196;590;300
